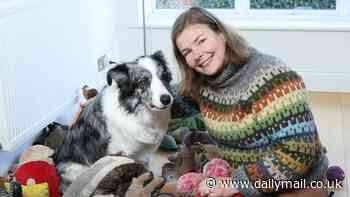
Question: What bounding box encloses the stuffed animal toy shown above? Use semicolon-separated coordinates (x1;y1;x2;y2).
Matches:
162;130;220;182
81;85;98;100
0;178;22;197
68;85;98;129
176;159;244;197
33;123;67;151
326;165;345;197
18;145;54;166
2;145;60;197
3;182;49;197
14;160;60;197
63;155;174;197
125;172;177;197
176;172;203;197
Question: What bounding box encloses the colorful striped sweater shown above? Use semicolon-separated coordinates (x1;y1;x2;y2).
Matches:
198;48;328;196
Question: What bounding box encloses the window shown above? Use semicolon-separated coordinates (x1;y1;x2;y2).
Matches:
142;0;350;30
157;0;335;10
157;0;235;9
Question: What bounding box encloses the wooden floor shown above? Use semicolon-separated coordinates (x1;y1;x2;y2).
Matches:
308;92;350;197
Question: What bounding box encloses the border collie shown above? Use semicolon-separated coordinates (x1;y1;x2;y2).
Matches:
54;51;173;192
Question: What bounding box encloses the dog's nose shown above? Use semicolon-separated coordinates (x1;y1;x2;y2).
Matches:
160;94;171;105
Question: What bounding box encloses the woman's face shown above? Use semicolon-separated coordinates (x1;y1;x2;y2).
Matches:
176;24;226;76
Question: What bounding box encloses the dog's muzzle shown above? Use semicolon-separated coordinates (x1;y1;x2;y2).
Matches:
147;94;173;111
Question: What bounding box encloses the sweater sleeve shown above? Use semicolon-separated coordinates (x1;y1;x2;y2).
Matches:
230;69;325;196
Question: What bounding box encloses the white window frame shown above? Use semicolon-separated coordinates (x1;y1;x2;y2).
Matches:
140;0;350;31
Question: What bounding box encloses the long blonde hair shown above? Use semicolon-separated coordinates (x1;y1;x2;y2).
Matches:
171;7;250;99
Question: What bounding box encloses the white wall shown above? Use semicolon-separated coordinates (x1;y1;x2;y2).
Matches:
0;0;120;175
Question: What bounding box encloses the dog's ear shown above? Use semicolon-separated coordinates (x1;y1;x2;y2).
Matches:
106;64;131;89
150;50;167;67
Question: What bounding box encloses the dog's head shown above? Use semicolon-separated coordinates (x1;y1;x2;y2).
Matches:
106;51;173;113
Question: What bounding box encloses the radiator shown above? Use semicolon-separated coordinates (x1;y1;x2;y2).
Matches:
0;0;99;151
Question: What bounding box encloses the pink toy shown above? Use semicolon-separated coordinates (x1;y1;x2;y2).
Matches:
203;158;231;178
177;172;203;197
176;158;243;197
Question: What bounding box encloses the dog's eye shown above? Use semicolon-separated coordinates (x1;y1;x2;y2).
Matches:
138;78;149;87
161;72;171;83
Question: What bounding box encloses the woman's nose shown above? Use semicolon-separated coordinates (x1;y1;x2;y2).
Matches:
193;49;203;64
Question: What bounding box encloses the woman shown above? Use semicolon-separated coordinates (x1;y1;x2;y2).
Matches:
171;7;328;197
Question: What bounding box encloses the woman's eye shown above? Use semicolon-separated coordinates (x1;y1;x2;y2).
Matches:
198;38;206;44
183;51;190;58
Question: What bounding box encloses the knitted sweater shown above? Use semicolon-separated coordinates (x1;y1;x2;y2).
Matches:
198;48;328;196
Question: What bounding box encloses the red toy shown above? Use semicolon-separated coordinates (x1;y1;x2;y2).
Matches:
15;160;60;197
177;158;244;197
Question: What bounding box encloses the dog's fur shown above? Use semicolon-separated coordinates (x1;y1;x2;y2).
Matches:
54;51;173;192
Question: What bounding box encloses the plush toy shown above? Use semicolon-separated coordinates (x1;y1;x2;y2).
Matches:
176;172;203;197
33;123;67;151
159;134;178;151
125;172;175;197
182;130;217;149
69;85;98;129
326;165;345;197
176;159;244;197
3;145;60;197
162;130;220;182
0;178;22;197
3;182;49;197
14;160;60;197
81;85;98;100
63;155;174;197
18;145;54;166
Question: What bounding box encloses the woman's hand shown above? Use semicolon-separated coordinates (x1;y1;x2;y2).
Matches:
198;177;240;197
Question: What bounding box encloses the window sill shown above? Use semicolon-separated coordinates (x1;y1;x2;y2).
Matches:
139;8;350;31
139;16;350;31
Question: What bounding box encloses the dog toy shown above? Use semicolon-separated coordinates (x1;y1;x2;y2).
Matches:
63;156;145;197
176;172;203;197
202;158;232;178
14;160;60;197
3;182;49;197
182;130;217;149
176;159;243;197
18;145;54;166
162;130;220;182
159;134;178;151
33;123;67;150
326;165;345;197
0;178;22;197
63;155;172;197
125;172;172;197
81;85;98;100
68;85;98;129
